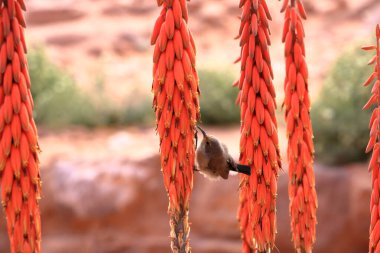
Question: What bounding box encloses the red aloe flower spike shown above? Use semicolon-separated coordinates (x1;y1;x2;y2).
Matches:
0;1;42;252
151;0;200;252
366;24;380;253
282;1;318;252
236;0;282;252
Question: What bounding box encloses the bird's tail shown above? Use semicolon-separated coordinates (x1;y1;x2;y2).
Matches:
230;164;251;176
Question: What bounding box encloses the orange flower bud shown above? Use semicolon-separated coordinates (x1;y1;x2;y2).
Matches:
282;2;317;252
236;1;281;251
152;1;200;251
364;25;380;253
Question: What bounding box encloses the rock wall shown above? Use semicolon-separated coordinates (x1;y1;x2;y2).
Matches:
0;153;369;253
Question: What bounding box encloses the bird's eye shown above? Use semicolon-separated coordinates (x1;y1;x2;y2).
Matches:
206;141;210;146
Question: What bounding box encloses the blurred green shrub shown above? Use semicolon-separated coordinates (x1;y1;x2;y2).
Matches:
121;94;154;125
28;48;100;128
198;69;239;125
28;48;154;128
28;49;240;128
311;47;373;165
104;90;154;126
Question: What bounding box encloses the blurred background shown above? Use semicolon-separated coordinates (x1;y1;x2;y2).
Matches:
0;0;378;252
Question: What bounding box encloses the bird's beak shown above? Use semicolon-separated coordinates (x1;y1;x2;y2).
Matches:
196;125;207;138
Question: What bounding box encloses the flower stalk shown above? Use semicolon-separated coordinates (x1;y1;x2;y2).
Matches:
235;0;282;252
364;24;380;253
0;0;42;252
281;0;318;252
151;0;200;252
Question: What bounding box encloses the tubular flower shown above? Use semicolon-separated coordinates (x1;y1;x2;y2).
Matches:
235;0;282;251
281;0;317;252
364;25;380;253
0;0;42;252
151;0;200;252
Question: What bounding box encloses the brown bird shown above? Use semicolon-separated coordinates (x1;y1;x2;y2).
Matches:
195;126;251;180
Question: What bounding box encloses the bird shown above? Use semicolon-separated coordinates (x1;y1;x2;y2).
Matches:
195;126;251;180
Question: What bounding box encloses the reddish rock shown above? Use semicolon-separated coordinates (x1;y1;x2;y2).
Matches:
35;156;376;252
46;34;88;47
27;8;86;26
0;127;371;253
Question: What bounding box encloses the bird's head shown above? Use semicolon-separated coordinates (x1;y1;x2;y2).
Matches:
197;126;223;154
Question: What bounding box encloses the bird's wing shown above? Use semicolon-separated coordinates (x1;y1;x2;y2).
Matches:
208;158;229;179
